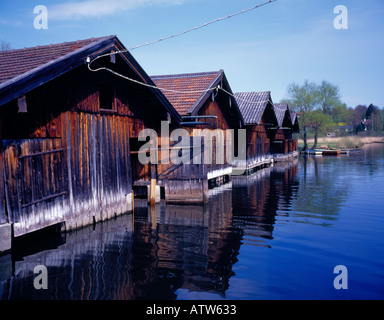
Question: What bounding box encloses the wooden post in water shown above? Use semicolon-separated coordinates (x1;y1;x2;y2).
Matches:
150;164;157;207
131;190;135;233
150;205;157;230
131;190;134;214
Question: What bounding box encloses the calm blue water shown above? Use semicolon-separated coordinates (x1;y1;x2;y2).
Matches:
1;144;384;300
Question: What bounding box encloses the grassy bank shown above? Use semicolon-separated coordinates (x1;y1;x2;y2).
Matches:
297;136;384;149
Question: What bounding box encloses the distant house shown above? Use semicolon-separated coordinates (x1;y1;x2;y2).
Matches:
234;91;278;173
338;124;354;133
151;70;244;203
0;35;180;246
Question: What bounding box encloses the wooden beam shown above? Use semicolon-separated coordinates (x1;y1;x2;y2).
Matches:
150;164;157;207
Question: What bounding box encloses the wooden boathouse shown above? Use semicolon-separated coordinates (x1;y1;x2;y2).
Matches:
0;36;301;253
0;35;182;252
233;91;278;174
151;70;244;204
271;103;299;161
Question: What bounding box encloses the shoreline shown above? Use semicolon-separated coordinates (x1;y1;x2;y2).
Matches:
297;136;384;150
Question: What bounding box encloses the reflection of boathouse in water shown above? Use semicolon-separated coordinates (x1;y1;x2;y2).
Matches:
1;161;298;300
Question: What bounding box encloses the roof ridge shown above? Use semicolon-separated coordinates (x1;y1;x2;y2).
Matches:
0;35;114;54
151;70;220;79
235;91;271;95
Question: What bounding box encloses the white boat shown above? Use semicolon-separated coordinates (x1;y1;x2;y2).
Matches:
306;149;323;155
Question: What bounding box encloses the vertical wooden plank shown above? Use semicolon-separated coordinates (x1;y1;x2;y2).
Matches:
79;112;84;202
43;139;52;198
50;139;58;195
110;115;117;209
116;116;122;202
115;116;121;200
19;141;30;207
123;117;132;194
110;115;117;206
82;113;90;218
100;115;106;218
0;144;6;224
89;114;98;216
96;114;103;219
66;112;75;228
4;143;20;224
74;112;82;224
108;116;115;204
33;139;44;203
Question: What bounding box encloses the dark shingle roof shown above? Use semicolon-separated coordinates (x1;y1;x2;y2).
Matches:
234;91;272;125
0;36;110;85
275;102;300;132
273;103;289;127
290;111;300;132
151;71;220;116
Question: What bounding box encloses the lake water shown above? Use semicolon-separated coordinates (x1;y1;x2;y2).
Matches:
1;143;384;300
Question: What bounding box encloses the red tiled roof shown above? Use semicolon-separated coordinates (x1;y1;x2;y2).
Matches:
0;36;110;84
151;71;219;116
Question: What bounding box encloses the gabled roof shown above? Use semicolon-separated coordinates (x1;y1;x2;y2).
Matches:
234;91;276;125
151;70;244;127
290;111;300;133
0;36;114;106
0;35;182;123
273;103;292;128
0;36;107;85
274;102;300;133
151;71;221;116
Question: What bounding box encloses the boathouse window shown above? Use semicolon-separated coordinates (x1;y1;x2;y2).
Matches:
99;84;115;111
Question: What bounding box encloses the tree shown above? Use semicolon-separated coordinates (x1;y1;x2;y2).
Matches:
332;102;353;124
285;80;319;150
0;41;11;51
365;104;383;134
318;81;342;115
381;108;384;132
306;110;335;149
352;105;367;126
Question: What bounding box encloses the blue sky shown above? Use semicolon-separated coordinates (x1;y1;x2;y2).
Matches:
1;0;383;108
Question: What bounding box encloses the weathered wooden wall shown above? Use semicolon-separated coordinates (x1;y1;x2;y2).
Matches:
59;111;132;230
271;130;286;154
1;139;67;236
0;57;172;235
240;120;272;171
0;111;133;236
198;100;231;129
